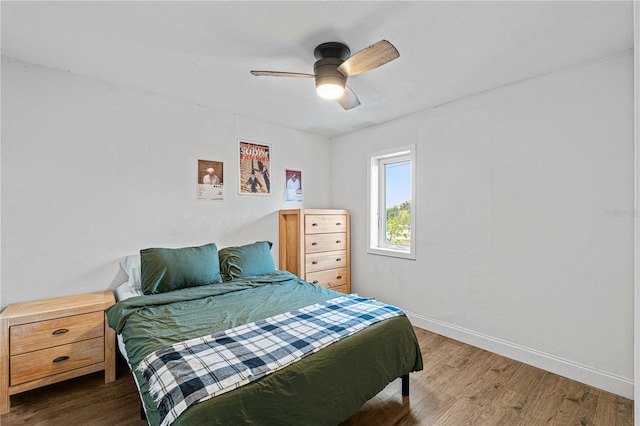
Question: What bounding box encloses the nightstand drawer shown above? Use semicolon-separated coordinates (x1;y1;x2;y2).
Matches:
305;233;347;253
305;215;347;234
10;311;104;356
10;337;104;386
306;267;347;289
305;250;347;273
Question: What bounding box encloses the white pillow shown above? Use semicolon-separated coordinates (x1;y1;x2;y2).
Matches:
115;281;144;302
120;254;141;290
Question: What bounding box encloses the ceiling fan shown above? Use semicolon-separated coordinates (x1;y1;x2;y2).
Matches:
250;40;399;110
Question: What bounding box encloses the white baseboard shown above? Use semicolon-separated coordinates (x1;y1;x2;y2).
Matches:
405;310;634;399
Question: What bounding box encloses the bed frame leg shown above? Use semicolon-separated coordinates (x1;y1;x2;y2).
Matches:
401;374;409;396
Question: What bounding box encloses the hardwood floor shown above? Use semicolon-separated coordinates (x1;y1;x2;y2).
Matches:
0;327;633;425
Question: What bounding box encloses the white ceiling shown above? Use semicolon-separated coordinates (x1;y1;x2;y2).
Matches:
1;1;634;137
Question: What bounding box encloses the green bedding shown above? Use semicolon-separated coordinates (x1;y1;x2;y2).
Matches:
106;271;423;426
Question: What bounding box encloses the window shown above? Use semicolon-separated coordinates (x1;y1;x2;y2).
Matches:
367;145;416;259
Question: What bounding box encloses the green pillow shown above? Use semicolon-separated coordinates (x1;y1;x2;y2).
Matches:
219;241;275;281
140;243;223;295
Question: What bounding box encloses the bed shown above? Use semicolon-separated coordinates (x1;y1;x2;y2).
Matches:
107;241;423;426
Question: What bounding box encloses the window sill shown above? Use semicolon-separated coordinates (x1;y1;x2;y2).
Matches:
367;247;416;260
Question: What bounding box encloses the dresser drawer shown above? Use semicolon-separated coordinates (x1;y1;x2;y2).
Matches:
10;337;105;386
306;267;347;289
305;250;347;273
329;285;348;294
10;311;104;356
305;233;347;253
305;215;347;234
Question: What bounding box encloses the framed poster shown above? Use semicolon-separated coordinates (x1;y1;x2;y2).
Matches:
197;159;224;201
238;139;271;195
284;169;303;202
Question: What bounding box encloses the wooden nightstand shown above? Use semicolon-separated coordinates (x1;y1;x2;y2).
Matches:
0;291;116;414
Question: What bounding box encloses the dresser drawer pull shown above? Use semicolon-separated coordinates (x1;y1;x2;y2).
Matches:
336;240;341;244
336;222;342;226
312;280;319;284
52;356;70;363
312;223;318;226
337;275;342;279
312;261;318;264
336;258;342;261
311;242;318;246
52;329;69;335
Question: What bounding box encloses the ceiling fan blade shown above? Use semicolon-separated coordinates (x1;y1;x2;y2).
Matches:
250;71;314;78
337;40;399;77
337;86;361;110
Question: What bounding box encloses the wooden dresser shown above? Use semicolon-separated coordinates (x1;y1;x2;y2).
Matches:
0;291;116;414
279;209;351;294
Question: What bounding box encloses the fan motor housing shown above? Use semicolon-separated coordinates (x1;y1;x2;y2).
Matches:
314;57;347;89
313;42;351;61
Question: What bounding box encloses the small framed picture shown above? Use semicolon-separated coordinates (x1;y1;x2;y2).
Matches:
238;139;271;195
197;159;224;201
284;169;303;202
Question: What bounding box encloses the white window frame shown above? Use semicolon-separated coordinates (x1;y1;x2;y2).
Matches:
367;144;416;260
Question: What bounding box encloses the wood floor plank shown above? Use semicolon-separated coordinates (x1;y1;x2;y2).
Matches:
616;395;634;425
459;352;520;401
432;348;495;395
593;389;619;426
489;362;547;421
501;362;547;397
430;394;483;425
599;392;636;426
553;379;599;425
0;326;633;426
484;389;530;425
393;370;459;426
517;372;567;424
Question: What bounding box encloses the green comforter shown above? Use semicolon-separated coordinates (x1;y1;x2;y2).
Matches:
106;271;423;426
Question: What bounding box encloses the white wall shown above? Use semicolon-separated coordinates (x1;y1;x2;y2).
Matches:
330;52;635;398
0;58;331;308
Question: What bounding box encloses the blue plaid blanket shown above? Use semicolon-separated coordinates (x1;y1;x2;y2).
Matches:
138;295;404;426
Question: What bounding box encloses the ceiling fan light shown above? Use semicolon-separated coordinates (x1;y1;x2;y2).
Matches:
314;58;347;100
317;83;345;99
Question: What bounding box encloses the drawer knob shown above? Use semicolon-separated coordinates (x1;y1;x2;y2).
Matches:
336;240;341;244
312;280;319;284
337;275;342;279
52;329;69;335
52;356;70;363
336;222;342;226
312;242;318;246
312;223;318;226
336;258;342;261
312;261;318;264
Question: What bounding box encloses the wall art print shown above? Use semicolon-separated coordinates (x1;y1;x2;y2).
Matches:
284;169;303;202
197;159;224;201
238;139;271;195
